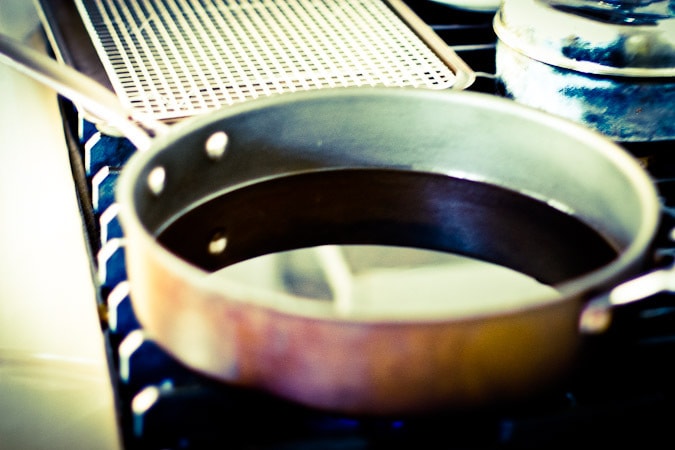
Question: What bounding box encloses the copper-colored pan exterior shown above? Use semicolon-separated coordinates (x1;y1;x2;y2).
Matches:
117;90;659;414
126;231;583;414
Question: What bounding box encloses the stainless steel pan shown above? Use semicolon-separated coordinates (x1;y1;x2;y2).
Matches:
0;34;666;415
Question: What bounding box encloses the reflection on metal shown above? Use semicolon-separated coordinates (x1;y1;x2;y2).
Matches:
213;245;562;319
495;0;675;77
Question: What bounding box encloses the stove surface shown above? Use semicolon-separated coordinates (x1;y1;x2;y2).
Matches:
0;1;120;448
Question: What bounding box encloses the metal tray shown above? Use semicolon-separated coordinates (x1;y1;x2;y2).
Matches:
64;0;474;122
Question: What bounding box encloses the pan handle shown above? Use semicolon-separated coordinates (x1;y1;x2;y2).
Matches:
579;263;675;334
0;34;169;151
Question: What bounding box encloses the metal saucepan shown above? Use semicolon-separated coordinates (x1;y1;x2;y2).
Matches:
0;34;669;415
494;0;675;142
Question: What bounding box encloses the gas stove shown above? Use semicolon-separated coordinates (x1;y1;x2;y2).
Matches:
2;1;675;449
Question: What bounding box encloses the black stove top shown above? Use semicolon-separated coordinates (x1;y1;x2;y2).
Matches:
49;1;675;448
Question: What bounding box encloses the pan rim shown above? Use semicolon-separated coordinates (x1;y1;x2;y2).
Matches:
116;87;661;323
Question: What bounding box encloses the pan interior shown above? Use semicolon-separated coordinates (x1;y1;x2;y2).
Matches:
156;168;617;315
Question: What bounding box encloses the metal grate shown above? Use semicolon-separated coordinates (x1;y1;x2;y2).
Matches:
74;0;468;121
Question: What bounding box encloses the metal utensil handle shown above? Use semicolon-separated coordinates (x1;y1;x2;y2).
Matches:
0;34;168;151
579;263;675;334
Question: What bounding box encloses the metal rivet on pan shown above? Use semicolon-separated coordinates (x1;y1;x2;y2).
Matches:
205;131;228;161
208;230;228;255
147;166;166;196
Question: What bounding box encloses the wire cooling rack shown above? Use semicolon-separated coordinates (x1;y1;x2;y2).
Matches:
75;0;472;121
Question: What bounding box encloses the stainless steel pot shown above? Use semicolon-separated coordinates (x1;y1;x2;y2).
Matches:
0;34;665;415
494;0;675;142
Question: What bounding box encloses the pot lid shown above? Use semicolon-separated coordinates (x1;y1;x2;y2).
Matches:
494;0;675;77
